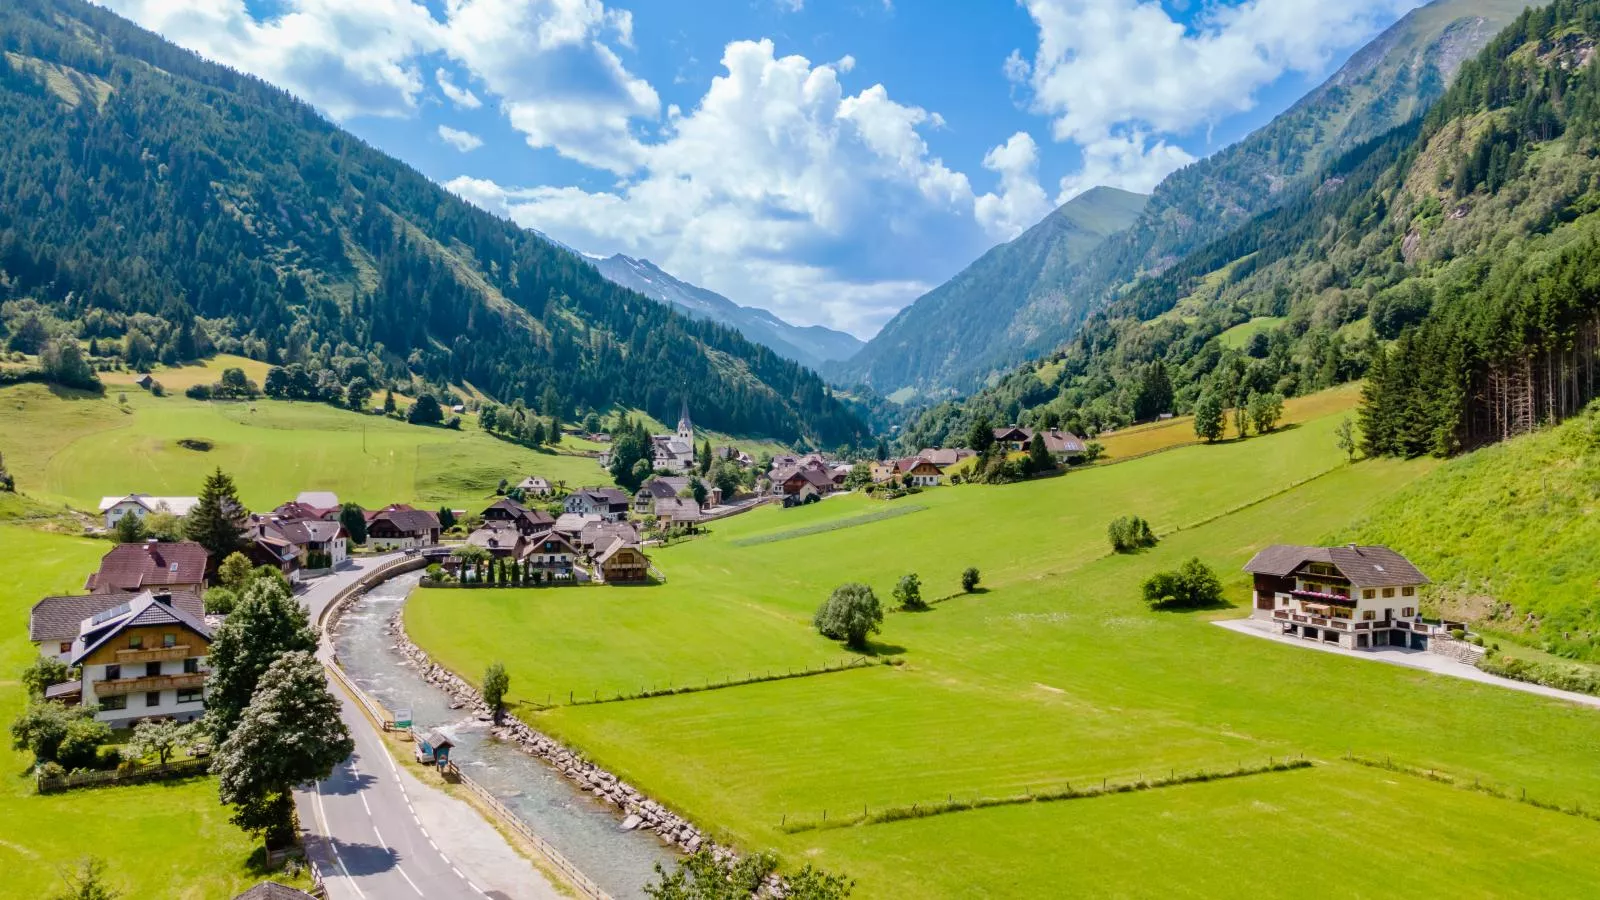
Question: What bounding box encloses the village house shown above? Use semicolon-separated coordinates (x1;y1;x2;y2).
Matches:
271;500;343;523
481;497;556;535
365;505;441;550
47;590;213;726
871;457;944;487
515;476;553;497
1244;544;1436;650
991;426;1032;452
85;540;209;594
554;512;602;537
522;530;578;580
30;590;204;663
467;523;526;559
715;445;754;467
988;427;1088;463
245;514;348;578
779;467;834;502
916;448;976;468
653;496;703;527
564;487;631;522
97;494;200;530
595;537;650;583
578;520;641;555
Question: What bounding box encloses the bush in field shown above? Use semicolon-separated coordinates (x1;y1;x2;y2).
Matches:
1107;515;1157;553
814;583;883;650
894;573;925;611
1142;558;1225;610
961;567;980;593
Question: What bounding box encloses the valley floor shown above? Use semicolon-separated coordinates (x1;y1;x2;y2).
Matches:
405;409;1600;897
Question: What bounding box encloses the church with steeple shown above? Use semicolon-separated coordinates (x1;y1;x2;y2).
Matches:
650;399;698;473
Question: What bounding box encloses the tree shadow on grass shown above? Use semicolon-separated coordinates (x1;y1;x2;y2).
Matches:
1150;598;1239;614
857;639;907;657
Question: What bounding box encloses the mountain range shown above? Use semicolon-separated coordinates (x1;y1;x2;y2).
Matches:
899;0;1600;464
590;255;862;371
840;0;1541;399
0;0;866;447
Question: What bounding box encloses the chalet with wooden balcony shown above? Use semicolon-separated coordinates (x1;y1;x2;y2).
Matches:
30;590;203;663
54;590;214;725
1244;544;1434;650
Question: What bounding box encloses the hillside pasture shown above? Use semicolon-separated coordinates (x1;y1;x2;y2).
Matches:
0;382;612;511
1095;381;1361;460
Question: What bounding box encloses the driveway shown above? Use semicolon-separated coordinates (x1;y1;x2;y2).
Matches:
1215;618;1600;710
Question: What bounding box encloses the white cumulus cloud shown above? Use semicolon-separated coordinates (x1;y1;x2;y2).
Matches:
437;125;484;152
1011;0;1420;196
974;132;1052;240
450;39;989;337
435;68;482;109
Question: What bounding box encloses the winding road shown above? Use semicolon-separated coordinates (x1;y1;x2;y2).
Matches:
293;555;563;900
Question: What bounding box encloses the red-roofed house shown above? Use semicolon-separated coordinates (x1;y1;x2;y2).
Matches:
85;540;209;595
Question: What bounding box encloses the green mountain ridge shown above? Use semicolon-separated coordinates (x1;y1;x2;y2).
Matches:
842;0;1539;399
829;186;1148;396
0;0;866;447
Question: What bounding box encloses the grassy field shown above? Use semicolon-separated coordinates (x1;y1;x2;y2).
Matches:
98;354;273;392
407;402;1600;896
0;526;306;899
0;381;613;512
1216;315;1287;349
1095;381;1361;460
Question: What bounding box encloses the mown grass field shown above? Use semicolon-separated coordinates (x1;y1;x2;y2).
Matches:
1216;315;1287;349
1095;381;1361;460
0;526;306;899
407;406;1600;898
0;381;613;512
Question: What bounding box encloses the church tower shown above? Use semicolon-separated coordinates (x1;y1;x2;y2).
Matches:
676;399;693;444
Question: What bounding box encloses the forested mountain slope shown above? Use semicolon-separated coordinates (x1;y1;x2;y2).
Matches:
0;0;865;446
831;186;1147;396
843;0;1535;401
902;0;1600;456
591;255;862;371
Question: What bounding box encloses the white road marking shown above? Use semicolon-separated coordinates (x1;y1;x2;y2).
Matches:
373;825;386;846
314;780;366;899
397;865;426;896
428;838;438;851
452;867;464;879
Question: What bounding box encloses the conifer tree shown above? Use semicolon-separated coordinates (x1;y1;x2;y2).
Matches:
184;468;247;562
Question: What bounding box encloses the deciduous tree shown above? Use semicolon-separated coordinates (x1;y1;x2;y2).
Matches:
339;503;368;545
482;662;509;723
814;583;883;650
894;573;925;611
1193;393;1225;443
202;579;318;743
214;651;353;845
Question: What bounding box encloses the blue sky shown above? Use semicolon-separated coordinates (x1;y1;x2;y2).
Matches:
103;0;1424;337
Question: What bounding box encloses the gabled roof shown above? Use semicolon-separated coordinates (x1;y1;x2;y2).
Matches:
521;530;577;559
96;494;201;515
70;591;213;665
1243;544;1430;588
30;590;203;643
467;524;524;550
993;426;1031;442
1037;430;1087;454
86;541;209;592
367;505;440;534
894;456;942;474
596;536;645;566
294;490;340;510
554;512;602;534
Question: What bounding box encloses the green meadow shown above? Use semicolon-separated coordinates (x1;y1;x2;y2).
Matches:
408;409;1600;897
0;526;307;899
0;381;613;512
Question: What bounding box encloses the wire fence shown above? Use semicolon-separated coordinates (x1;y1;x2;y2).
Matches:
445;759;615;900
532;656;889;709
778;756;1315;833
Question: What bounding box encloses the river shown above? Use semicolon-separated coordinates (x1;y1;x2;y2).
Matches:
330;572;680;899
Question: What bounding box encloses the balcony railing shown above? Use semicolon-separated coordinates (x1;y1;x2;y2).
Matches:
93;672;206;697
115;645;192;663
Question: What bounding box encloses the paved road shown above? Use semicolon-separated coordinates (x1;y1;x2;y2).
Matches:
1216;618;1600;710
293;556;563;900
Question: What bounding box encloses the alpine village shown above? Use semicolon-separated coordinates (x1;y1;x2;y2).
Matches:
4;0;1600;898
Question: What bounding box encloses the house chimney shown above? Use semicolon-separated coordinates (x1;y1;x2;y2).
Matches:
1347;543;1359;551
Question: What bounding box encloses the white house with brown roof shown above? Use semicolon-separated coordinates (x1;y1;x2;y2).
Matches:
365;505;441;550
52;590;213;725
30;590;204;662
1244;544;1436;650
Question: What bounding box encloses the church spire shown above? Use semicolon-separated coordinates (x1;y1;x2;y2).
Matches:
677;398;693;442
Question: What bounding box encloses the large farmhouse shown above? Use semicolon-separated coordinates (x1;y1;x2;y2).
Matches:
1244;544;1437;650
51;590;214;726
